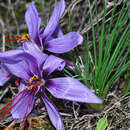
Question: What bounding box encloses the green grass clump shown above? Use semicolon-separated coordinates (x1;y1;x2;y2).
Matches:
65;0;129;103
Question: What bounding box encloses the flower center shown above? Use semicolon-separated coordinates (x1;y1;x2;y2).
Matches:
24;75;45;90
24;75;39;84
17;34;33;42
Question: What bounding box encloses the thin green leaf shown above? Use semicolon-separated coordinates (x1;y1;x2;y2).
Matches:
88;0;97;74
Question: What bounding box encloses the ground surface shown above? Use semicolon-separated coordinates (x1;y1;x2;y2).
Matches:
0;0;129;130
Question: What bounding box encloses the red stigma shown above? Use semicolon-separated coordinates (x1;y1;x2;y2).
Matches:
15;78;20;86
6;73;12;78
22;88;36;124
0;89;27;119
5;36;21;43
5;39;17;42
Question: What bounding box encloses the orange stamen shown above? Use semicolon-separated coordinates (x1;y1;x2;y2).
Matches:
25;82;41;90
17;34;33;42
24;75;39;84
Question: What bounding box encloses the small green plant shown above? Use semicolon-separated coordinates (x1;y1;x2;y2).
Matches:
65;0;129;109
84;0;129;100
95;116;108;130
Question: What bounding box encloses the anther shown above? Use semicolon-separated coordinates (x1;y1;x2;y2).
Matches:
24;75;39;84
17;34;33;42
24;82;41;90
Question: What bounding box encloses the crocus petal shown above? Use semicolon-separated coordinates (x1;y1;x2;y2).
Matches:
44;32;83;53
42;26;63;42
25;2;40;43
0;67;11;86
38;17;41;29
11;89;35;119
42;0;65;39
0;49;24;63
40;90;64;130
46;77;102;104
53;26;64;38
42;55;65;78
23;41;48;68
0;50;40;80
3;61;31;80
18;82;25;92
40;27;45;34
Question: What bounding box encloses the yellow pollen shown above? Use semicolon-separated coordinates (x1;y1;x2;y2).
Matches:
17;34;33;42
25;82;41;90
24;75;39;84
24;75;46;90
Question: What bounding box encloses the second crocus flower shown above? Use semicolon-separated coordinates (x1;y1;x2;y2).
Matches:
25;0;83;53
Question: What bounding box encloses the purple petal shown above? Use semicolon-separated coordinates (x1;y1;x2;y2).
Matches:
18;53;40;76
18;82;25;92
25;2;41;43
3;61;31;80
40;90;64;130
23;41;48;67
0;50;40;80
38;17;41;29
0;49;24;63
40;27;45;34
42;0;65;39
46;77;102;104
11;88;36;119
42;55;65;78
0;67;11;86
53;26;64;38
45;32;83;53
41;26;63;44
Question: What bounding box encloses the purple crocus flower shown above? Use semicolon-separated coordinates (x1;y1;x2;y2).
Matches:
0;42;48;86
0;43;102;130
25;0;83;53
